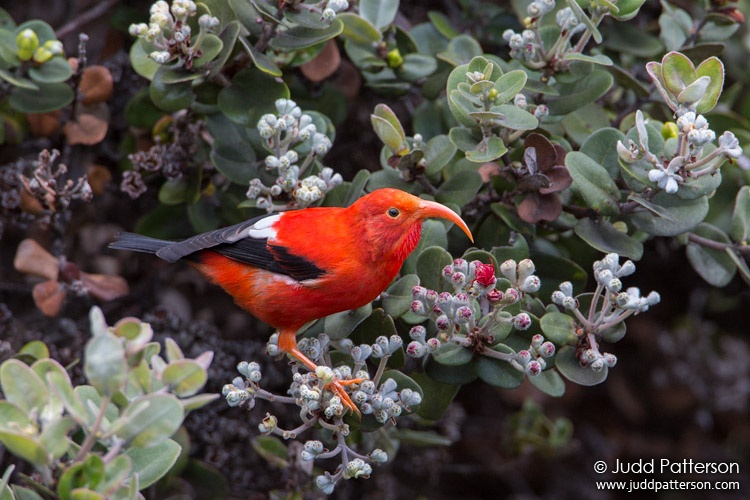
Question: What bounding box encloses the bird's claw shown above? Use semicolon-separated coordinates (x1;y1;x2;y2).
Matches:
323;378;365;417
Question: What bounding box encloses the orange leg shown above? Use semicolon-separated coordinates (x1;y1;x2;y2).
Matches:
278;330;363;416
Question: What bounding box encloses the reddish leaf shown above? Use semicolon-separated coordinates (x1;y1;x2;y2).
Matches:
517;192;563;224
80;65;114;105
14;239;59;280
64;103;110;145
32;280;66;317
300;40;341;83
26;110;62;137
81;272;130;301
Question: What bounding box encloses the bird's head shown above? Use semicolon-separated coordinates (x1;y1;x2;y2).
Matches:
351;188;473;263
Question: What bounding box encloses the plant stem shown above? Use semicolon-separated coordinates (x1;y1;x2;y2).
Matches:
74;394;111;462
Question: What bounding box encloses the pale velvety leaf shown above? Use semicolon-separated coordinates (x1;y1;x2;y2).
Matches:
79;65;114;105
478;162;502;182
300;40;340;83
32;280;65;317
14;239;59;280
80;272;129;301
63;103;109;145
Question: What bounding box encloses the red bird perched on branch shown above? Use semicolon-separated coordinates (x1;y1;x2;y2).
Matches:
110;188;473;413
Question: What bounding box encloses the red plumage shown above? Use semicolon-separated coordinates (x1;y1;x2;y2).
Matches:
111;188;473;413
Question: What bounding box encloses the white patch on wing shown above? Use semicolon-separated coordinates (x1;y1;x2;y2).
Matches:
246;213;281;240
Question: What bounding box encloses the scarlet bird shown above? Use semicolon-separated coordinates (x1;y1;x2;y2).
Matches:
110;188;473;413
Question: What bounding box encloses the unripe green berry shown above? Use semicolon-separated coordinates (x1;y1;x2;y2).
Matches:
386;48;403;68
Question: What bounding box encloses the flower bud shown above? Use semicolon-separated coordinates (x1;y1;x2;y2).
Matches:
526;360;542;376
499;259;517;282
370;448;388;463
16;29;39;61
531;334;544;347
590;358;605;372
316;474;336;494
520;275;541;294
487;289;503;303
540;341;556;357
456;306;473;323
603;352;617;367
512;313;532;330
406;341;426;358
425;338;440;352
410;300;426;315
258;413;277;433
409;325;426;342
516;350;531;365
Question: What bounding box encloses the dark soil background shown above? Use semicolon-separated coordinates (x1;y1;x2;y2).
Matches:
1;1;749;498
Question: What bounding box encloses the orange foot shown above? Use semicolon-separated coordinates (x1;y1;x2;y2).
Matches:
284;345;364;416
323;377;366;416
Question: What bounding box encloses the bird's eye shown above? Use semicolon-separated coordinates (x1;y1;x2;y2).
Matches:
387;207;400;218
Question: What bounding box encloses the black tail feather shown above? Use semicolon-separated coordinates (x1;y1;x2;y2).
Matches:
109;232;171;255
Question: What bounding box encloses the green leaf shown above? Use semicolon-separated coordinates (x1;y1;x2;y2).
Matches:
9;81;73;113
694;56;724;114
192;33;223;68
47;371;87;424
126;438;181;488
39;416;75;460
205;113;258;185
686;223;736;287
360;0;399;30
238;37;281;76
116;394;184;448
19;340;49;361
464;136;508;163
28;57;72;83
629;192;708;236
129;41;160;80
11;486;44;500
217;68;289;126
548;70;613;115
432;343;472;366
424;134;457;175
476;353;524;388
564;52;613;66
436;170;483;205
437;35;483;66
609;0;646;20
324;304;373;340
540;312;577;346
529;370;566;397
269;19;343;51
424;356;477;384
0;359;48;412
149;66;194;113
382;274;420;317
0;401;32;431
84;333;127;397
0;69;38;90
448;127;481;152
491;104;539;131
416;246;452;291
567;0;601;43
371;109;407;155
580;127;627;177
555;346;608;386
574;218;643;260
412;372;460;421
731;186;750;244
427;11;459;39
0;431;49;467
337;13;381;44
396;53;437;82
161;360;208;397
494;70;527;104
566;151;620;215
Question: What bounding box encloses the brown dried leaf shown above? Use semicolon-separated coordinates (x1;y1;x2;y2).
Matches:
32;280;66;317
300;40;341;83
26;110;62;137
64;103;110;145
14;239;59;280
80;65;114;105
478;162;502;182
81;272;129;301
87;164;112;196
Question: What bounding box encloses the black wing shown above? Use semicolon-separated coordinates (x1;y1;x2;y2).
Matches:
153;212;325;282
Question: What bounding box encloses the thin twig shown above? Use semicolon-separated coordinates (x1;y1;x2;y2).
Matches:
56;0;121;39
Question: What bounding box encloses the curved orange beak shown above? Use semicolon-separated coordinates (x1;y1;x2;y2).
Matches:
417;199;474;242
